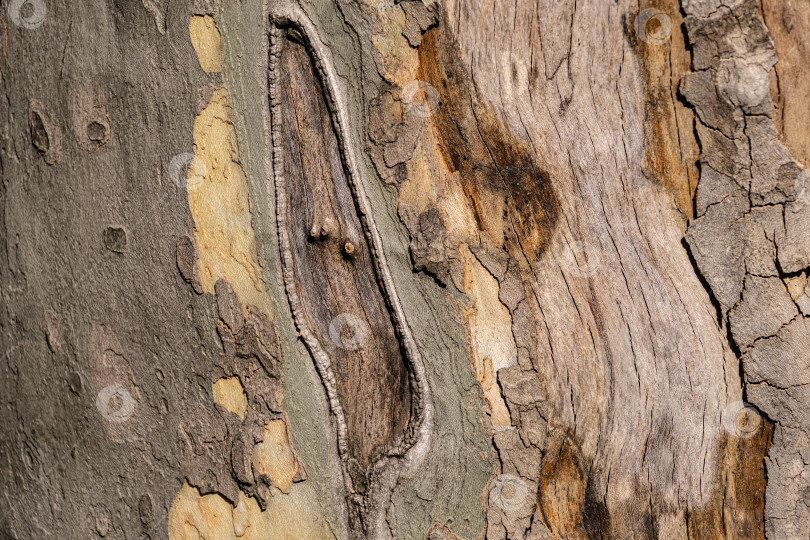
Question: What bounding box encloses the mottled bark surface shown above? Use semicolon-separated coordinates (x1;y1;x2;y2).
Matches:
1;0;807;539
0;1;219;538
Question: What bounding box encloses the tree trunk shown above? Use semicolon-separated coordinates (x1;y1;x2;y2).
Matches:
1;0;806;539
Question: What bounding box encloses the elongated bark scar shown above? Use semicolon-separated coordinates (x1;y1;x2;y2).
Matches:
268;5;432;536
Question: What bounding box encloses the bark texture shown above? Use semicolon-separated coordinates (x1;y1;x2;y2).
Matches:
681;0;810;536
1;0;807;539
0;1;225;537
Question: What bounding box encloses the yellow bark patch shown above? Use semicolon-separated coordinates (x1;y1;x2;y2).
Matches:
168;483;335;540
459;245;515;428
169;484;260;540
187;86;272;319
212;376;247;420
251;419;299;493
371;4;419;85
189;15;224;73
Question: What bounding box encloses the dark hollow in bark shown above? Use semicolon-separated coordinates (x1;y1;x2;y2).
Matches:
277;32;413;491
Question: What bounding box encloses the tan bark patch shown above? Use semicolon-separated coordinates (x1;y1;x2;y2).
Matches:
460;245;514;428
186;86;272;319
168;483;334;540
189;15;224;74
251;419;299;494
212;376;247;420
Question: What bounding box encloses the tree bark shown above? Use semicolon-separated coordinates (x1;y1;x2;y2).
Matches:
0;0;806;539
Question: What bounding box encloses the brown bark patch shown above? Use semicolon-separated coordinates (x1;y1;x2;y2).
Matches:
176;229;204;294
43;309;60;353
682;420;772;540
28;98;61;165
719;420;773;539
763;0;810;168
103;227;127;253
72;80;111;153
632;0;699;221
537;435;588;539
418;23;559;266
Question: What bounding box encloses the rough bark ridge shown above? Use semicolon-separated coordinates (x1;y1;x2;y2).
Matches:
681;0;810;537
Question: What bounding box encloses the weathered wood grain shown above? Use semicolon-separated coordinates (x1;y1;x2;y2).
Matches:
378;0;768;537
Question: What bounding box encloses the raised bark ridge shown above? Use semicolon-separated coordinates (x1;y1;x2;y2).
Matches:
681;0;810;537
275;26;412;489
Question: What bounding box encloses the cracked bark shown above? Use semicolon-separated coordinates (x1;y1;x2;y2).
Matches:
681;0;810;537
0;0;805;539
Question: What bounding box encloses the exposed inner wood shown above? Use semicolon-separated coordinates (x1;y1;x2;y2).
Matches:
635;0;700;223
277;34;412;491
419;27;560;266
762;0;810;168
